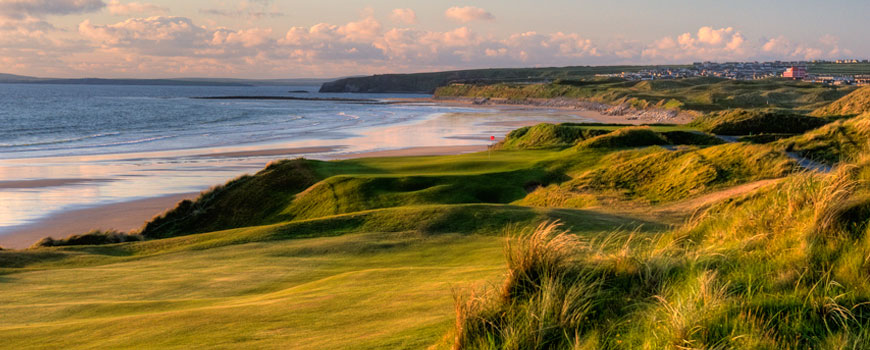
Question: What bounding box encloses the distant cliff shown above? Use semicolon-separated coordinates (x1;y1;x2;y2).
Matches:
318;65;663;93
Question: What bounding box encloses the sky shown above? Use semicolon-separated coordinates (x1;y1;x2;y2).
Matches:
0;0;867;78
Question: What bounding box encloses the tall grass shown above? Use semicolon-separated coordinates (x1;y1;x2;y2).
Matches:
813;86;870;117
452;159;870;349
778;113;870;165
453;222;607;349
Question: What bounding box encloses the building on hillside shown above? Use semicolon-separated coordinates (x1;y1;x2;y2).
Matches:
783;66;807;79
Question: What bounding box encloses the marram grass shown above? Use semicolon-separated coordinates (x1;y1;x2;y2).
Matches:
451;161;870;350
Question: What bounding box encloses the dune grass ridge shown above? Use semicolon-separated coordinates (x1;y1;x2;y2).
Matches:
435;77;854;113
452;159;870;349
813;86;870;117
778;112;870;165
140;158;322;238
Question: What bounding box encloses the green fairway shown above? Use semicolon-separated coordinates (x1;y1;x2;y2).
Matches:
0;232;505;349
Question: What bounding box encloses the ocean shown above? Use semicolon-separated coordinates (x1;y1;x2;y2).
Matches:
0;84;435;159
0;83;593;244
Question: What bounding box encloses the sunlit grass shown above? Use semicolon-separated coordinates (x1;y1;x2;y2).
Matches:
453;160;870;349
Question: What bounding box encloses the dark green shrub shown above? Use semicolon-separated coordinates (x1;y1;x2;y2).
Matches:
30;230;143;248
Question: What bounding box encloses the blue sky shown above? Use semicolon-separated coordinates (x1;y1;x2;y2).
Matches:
1;0;866;78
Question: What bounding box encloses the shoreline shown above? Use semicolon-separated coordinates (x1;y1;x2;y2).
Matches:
0;192;200;249
0;178;115;190
0;144;487;249
0;98;641;250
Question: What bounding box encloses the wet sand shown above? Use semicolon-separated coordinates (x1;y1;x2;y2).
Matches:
338;145;486;158
0;192;199;249
0;145;487;249
194;146;340;158
0;178;114;189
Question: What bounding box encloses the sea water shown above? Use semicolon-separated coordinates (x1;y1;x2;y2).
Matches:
0;83;591;238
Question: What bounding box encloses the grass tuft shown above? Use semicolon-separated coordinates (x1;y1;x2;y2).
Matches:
452;156;870;349
813;86;870;117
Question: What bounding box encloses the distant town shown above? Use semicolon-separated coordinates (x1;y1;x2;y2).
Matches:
599;60;870;86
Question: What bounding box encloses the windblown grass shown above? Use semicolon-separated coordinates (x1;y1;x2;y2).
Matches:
778;113;870;165
497;123;612;150
525;143;796;206
689;108;832;135
141;158;322;238
813;86;870;117
498;124;721;151
453;160;870;349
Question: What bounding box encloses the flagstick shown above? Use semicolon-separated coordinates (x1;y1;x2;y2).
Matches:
489;136;494;160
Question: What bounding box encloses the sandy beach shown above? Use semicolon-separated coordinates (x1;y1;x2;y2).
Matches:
0;178;114;189
0;192;199;249
194;146;341;158
0;144;490;249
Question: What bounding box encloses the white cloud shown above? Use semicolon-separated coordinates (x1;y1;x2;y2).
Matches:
445;6;493;22
1;13;860;78
390;8;416;25
106;0;167;15
760;34;851;60
78;16;210;56
211;28;272;48
0;0;105;19
641;26;747;61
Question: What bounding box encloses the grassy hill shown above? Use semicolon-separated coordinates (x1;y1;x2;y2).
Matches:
778;112;870;164
813;86;870;117
689;108;833;135
318;65;678;93
495;123;719;150
435;77;855;113
6;114;870;348
455;164;870;349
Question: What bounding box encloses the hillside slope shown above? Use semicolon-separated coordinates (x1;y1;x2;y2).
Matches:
319;65;671;93
434;78;854;113
813;86;870;116
454;162;870;349
778;112;870;164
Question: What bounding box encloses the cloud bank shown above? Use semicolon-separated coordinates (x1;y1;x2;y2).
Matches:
0;6;858;78
0;0;105;19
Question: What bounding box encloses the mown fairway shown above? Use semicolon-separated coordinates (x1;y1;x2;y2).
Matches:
1;232;505;349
